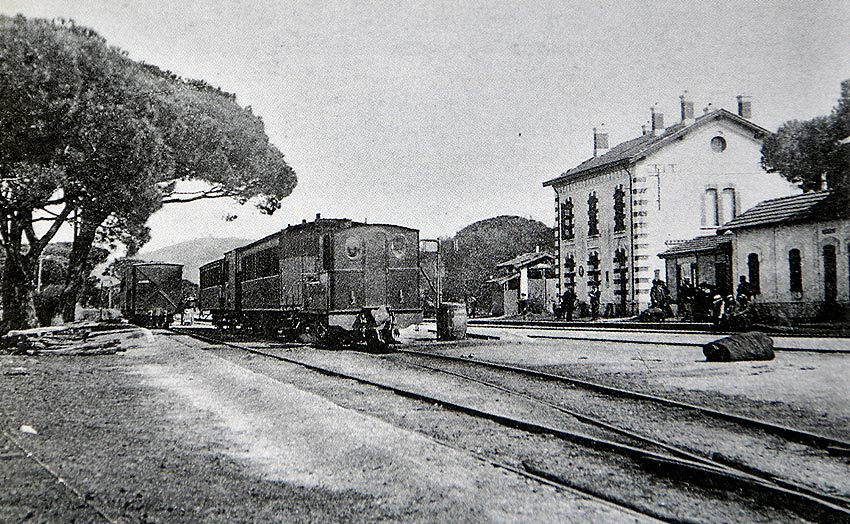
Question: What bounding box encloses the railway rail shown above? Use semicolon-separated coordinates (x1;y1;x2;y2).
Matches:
458;321;850;353
467;318;850;338
170;327;850;522
0;429;117;523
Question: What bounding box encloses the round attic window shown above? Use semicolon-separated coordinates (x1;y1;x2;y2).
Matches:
710;136;727;152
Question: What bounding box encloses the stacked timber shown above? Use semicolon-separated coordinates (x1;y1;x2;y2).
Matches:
0;323;132;356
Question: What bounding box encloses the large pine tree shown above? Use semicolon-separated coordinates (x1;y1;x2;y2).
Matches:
762;78;850;196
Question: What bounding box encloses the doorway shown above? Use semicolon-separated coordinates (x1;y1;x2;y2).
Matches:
823;244;837;302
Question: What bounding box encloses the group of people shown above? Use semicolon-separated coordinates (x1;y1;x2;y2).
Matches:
678;276;756;325
555;283;601;321
552;275;757;325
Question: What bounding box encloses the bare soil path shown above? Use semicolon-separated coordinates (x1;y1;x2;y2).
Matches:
0;328;651;523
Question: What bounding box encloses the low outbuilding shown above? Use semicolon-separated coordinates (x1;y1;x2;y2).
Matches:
658;235;733;307
488;251;557;316
720;191;849;321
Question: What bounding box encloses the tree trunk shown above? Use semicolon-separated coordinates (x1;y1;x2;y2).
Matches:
1;254;39;334
60;211;105;323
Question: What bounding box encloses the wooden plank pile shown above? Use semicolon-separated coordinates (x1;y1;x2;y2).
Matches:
0;323;134;356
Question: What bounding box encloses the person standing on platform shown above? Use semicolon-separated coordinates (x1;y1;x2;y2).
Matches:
736;276;754;307
588;283;601;321
679;278;695;320
561;287;576;321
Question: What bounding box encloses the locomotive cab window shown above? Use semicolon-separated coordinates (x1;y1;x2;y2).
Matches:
345;236;362;259
391;235;407;258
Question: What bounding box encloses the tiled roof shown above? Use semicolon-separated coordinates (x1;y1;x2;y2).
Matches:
487;273;519;284
496;251;555;269
720;191;831;231
543;109;769;187
658;235;731;258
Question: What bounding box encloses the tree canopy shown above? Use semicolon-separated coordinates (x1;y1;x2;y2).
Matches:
761;78;850;195
441;215;555;314
0;15;297;330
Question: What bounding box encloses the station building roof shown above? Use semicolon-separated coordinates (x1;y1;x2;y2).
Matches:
719;191;833;231
496;251;555;270
658;235;731;259
543;109;769;187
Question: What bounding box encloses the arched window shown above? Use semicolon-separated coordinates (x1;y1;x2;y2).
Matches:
788;249;803;293
824;245;837;302
587;251;601;286
702;188;719;227
747;253;760;294
564;255;576;289
613;185;626;233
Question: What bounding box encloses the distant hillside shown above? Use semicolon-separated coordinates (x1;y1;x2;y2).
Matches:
137;237;250;283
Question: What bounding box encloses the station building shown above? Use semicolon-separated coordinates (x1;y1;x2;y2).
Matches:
720;191;850;321
543;96;798;315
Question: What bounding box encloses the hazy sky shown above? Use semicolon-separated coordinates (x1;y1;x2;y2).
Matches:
5;1;850;251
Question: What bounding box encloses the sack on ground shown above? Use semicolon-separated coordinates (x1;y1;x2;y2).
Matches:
703;331;775;362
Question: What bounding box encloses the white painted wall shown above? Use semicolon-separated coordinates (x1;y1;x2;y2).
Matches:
551;114;799;312
641;120;799;291
732;218;850;305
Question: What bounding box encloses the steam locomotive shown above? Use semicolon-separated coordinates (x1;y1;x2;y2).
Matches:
198;215;422;347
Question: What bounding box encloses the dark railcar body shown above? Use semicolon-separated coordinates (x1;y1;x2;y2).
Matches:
198;217;422;344
198;259;224;311
120;263;183;327
326;224;420;330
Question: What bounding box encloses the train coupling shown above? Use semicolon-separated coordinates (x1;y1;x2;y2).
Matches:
354;306;399;348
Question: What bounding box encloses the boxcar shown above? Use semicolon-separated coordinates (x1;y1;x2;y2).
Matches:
199;216;422;346
120;262;183;327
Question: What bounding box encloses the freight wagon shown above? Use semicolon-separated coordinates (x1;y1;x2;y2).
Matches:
120;262;183;327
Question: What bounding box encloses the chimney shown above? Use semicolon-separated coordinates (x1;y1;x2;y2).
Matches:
302;219;307;224
641;124;648;136
679;94;694;125
650;107;664;136
315;212;321;221
736;95;752;119
592;126;609;157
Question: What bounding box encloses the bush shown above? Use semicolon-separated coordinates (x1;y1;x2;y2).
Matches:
34;284;64;326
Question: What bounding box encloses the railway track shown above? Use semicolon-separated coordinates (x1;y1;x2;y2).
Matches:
170;328;850;522
458;321;850;353
467;318;850;339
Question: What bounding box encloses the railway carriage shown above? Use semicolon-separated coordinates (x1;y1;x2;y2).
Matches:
199;216;422;346
120;262;183;327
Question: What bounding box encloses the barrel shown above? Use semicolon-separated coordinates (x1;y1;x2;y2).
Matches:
436;302;468;341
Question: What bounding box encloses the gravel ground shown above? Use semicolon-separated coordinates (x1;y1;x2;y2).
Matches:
204;342;810;523
426;331;850;439
0;328;653;523
382;350;850;500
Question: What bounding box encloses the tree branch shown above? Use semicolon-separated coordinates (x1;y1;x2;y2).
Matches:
33;205;73;256
161;188;235;204
23;218;38;248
